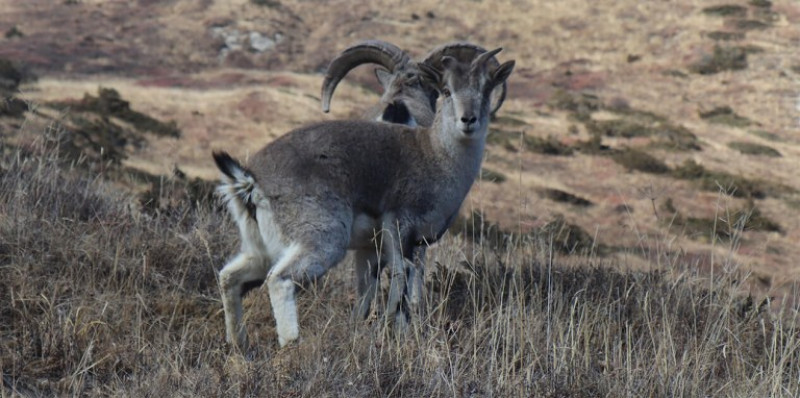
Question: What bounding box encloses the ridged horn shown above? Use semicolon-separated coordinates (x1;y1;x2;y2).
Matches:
421;42;508;116
471;47;503;69
321;40;411;113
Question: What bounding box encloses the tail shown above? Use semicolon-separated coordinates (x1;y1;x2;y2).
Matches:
213;151;258;218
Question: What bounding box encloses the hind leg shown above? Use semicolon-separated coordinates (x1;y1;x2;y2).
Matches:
267;236;348;347
219;253;269;349
265;244;303;347
383;218;415;330
353;249;381;321
405;245;427;322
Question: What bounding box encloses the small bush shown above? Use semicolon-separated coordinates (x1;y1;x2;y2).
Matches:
707;31;746;41
727;141;781;157
702;5;747;17
479;167;507;184
49;87;180;138
548;89;601;120
611;148;670;174
0;58;22;93
487;129;574;156
732;19;770;30
662;198;782;242
699;106;753;127
689;46;748;75
524;135;574;155
251;0;281;7
670;159;789;199
749;0;772;7
539;188;594;207
749;130;782;142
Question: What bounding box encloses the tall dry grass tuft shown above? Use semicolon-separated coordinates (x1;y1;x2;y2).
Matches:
1;127;799;397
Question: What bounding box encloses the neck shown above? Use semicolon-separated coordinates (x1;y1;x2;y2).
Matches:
429;111;487;183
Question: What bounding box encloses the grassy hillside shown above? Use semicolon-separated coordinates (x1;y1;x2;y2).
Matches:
1;0;800;395
1;132;798;396
3;0;798;294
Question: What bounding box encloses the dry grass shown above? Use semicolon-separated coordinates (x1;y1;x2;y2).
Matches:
2;123;799;397
5;0;800;290
2;0;800;394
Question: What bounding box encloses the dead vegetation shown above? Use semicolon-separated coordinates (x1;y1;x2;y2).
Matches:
706;30;747;41
2;135;798;397
543;89;794;203
550;90;700;151
671;159;789;199
689;45;749;74
692;1;780;74
661;198;782;242
486;115;574;155
539;188;594;207
610;147;670;174
48;88;180;138
749;130;781;142
479;167;507;184
2;86;214;216
452;210;599;256
699;105;753;128
0;58;33;118
1;0;799;395
702;5;748;17
727;141;781;157
487;129;574;156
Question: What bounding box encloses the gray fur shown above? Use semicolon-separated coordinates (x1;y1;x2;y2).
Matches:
216;49;515;348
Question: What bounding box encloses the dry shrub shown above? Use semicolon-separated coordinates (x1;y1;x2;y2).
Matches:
539;188;594;208
699;105;753;128
727;141;781;157
689;46;748;75
670;159;789;199
611;147;670;174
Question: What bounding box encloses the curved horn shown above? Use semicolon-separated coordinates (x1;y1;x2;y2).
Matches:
421;42;493;68
321;40;410;113
472;47;503;69
421;42;508;116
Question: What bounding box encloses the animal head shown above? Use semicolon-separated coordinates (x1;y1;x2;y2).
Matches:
375;62;439;124
320;40;509;125
420;48;515;138
320;40;432;115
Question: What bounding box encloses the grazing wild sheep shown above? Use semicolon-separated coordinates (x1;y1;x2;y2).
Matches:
214;48;514;348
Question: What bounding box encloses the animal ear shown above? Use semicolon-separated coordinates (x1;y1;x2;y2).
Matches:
492;60;515;86
418;62;442;87
374;67;393;88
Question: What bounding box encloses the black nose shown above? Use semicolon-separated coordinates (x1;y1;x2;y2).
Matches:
461;115;477;125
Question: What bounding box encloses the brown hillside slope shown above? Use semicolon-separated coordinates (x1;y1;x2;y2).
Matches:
1;0;799;306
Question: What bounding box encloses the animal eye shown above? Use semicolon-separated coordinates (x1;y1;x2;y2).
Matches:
442;88;451;97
